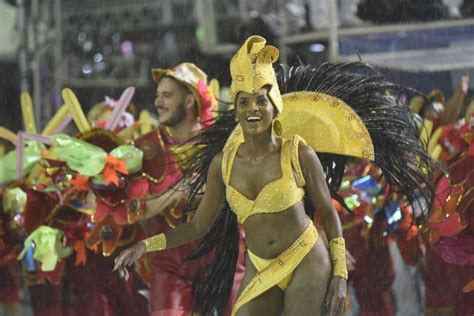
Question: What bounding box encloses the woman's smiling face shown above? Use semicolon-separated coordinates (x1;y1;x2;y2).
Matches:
235;86;276;136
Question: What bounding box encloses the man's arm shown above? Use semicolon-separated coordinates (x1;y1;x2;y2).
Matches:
439;74;469;125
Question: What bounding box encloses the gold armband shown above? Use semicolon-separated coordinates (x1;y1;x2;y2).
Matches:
329;237;348;280
141;233;167;252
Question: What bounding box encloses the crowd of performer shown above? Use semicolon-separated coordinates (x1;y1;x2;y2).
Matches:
0;35;472;316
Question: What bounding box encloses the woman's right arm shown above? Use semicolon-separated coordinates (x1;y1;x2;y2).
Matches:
113;153;226;277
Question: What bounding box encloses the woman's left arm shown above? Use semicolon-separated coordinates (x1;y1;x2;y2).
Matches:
298;144;342;240
298;143;347;316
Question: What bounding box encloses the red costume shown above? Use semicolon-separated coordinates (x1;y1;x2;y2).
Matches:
0;211;20;308
424;116;474;315
87;63;245;315
337;161;394;316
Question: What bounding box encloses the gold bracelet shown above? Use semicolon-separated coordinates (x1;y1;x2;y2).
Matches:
141;233;167;252
329;237;348;280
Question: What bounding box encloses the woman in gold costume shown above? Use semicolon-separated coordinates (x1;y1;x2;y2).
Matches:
114;36;435;316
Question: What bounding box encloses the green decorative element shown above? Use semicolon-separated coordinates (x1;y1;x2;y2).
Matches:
90;175;106;186
17;225;72;272
340;180;350;190
2;187;27;214
0;141;44;184
109;145;143;173
344;196;361;210
50;135;143;178
44;186;60;193
51;134;107;177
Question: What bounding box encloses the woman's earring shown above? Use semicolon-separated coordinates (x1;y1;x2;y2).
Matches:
273;119;282;136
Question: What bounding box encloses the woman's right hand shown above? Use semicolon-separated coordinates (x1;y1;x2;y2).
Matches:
113;242;146;280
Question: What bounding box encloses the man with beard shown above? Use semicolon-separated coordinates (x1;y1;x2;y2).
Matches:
127;63;244;315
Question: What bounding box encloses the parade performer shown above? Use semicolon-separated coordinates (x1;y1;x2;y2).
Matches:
50;87;149;316
112;62;244;315
0;93;75;316
334;160;396;316
1;89;149;316
0;140;20;316
423;104;474;316
113;35;435;316
405;77;471;316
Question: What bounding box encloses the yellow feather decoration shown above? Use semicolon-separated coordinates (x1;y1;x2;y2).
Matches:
42;105;69;135
21;92;37;133
62;88;91;133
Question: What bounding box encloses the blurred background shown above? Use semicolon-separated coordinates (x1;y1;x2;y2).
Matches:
0;1;474;315
1;0;473;132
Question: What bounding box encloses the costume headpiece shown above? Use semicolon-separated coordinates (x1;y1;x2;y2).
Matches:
152;63;216;123
229;35;282;113
87;96;135;130
62;87;136;151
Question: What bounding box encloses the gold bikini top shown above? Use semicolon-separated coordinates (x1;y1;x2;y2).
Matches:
222;134;307;224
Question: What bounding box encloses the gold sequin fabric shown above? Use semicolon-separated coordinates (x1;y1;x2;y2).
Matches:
280;91;374;160
142;233;166;252
222;133;305;224
231;222;318;316
329;237;348;279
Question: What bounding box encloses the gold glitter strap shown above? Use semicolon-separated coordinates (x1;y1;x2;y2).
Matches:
141;233;167;252
221;125;244;185
290;135;306;187
329;237;348;279
221;148;231;185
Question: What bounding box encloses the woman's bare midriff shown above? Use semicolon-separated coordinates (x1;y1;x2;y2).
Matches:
243;201;311;259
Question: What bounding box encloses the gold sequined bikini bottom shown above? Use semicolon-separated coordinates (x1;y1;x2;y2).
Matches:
231;221;318;316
